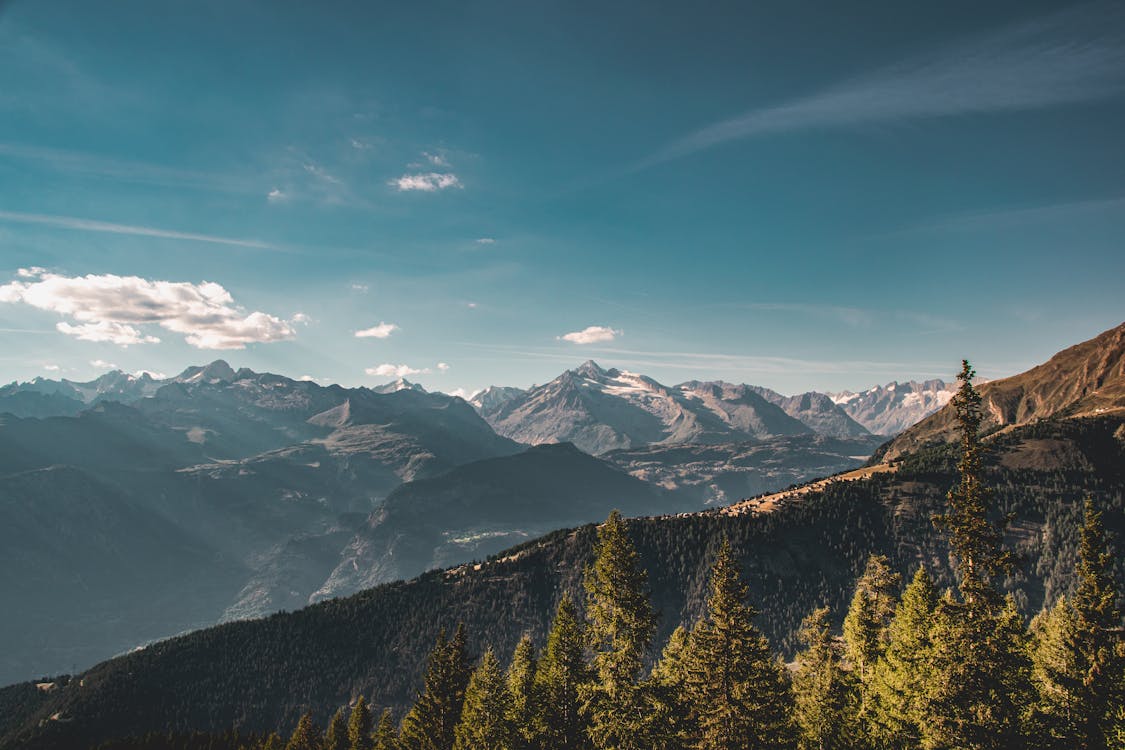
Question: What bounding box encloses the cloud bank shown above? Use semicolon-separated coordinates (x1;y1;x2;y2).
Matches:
0;269;296;349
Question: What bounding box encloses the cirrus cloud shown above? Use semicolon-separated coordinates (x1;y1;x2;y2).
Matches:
0;269;296;349
559;325;622;344
355;322;399;339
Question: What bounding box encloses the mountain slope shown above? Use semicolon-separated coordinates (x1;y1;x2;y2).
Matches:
4;411;1121;749
880;321;1125;460
314;442;671;596
745;386;870;438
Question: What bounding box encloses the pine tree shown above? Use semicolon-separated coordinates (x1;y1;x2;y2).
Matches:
535;595;591;750
285;714;321;750
506;633;541;750
400;626;473;750
348;696;374;750
682;540;795;749
923;361;1033;749
792;607;860;750
842;586;879;682
582;510;657;750
649;625;695;746
325;707;348;750
372;709;397;750
868;567;938;748
262;733;284;750
454;649;517;750
1032;500;1125;749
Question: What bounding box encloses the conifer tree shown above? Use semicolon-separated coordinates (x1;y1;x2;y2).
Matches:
536;595;591;750
285;714;321;750
372;709;397;750
682;539;795;749
261;733;284;750
842;586;878;682
650;625;697;746
506;633;541;750
454;649;517;750
348;696;374;750
792;607;860;750
868;567;938;747
923;360;1033;749
400;626;473;750
582;510;657;750
1032;500;1125;749
325;707;348;750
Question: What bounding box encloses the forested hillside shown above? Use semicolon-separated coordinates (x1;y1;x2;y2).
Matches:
4;404;1122;749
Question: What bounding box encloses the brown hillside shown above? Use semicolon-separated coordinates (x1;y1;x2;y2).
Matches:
881;321;1125;461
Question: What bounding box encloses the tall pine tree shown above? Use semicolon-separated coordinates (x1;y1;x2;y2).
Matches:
535;595;591;750
792;607;860;750
348;696;374;750
372;708;397;750
506;634;541;750
454;649;517;750
682;539;795;749
582;510;657;750
400;626;473;750
325;707;348;750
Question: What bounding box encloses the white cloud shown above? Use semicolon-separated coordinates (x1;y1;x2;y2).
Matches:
90;359;118;370
350;138;373;151
0;271;296;349
0;211;271;249
18;266;46;278
391;172;462;192
446;387;474;399
475;237;495;245
366;363;428;378
134;369;167;379
351;283;370;293
355;322;399;339
291;312;311;325
559;325;622;344
267;188;288;202
436;362;450;372
43;364;60;372
467;302;478;309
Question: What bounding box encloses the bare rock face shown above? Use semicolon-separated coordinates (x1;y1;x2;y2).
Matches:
880;321;1125;461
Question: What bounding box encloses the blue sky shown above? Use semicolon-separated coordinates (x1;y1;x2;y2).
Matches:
0;0;1123;395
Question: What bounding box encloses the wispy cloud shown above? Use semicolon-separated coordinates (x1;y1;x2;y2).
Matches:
640;2;1125;168
391;172;463;192
0;210;271;249
355;322;399;339
0;268;295;349
0;142;257;194
475;237;496;245
558;325;622;344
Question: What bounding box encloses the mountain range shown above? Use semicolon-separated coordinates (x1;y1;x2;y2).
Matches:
0;358;920;686
2;321;1121;750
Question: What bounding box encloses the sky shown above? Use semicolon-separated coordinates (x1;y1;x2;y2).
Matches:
0;0;1123;396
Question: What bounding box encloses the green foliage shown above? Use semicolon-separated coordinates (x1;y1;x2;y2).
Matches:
535;595;591;750
284;714;321;750
347;697;373;750
682;540;795;749
372;709;397;750
505;634;541;750
400;627;472;750
867;567;938;747
582;510;657;750
792;607;860;750
454;649;516;750
325;707;348;750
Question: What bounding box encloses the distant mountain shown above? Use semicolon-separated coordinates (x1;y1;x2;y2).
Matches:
746;386;870;438
880;321;1125;461
468;385;525;412
313;442;672;596
477;361;810;454
0;370;163;417
830;379;956;435
371;378;426;394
